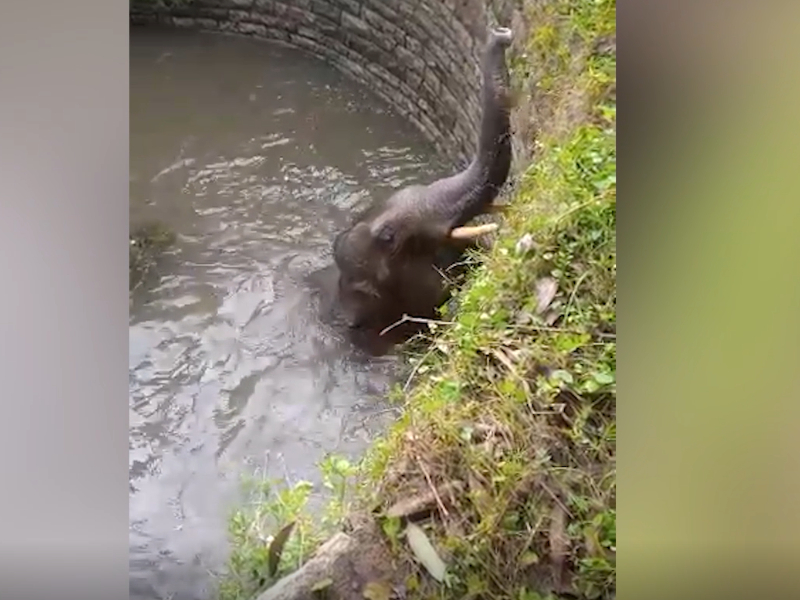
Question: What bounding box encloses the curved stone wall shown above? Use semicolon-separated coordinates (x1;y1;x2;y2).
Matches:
130;0;502;164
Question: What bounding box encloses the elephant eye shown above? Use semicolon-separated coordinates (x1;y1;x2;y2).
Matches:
375;224;395;246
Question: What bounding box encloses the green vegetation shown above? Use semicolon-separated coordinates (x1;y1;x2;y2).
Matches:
218;455;361;600
217;0;616;598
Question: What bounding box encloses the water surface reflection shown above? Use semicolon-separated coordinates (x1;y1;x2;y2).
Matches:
130;28;447;599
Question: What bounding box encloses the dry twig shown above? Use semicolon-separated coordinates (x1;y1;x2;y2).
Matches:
379;314;455;337
415;457;449;519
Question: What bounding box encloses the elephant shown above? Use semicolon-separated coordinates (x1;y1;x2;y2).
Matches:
329;27;514;355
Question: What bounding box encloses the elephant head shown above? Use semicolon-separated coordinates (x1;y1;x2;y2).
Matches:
332;27;514;353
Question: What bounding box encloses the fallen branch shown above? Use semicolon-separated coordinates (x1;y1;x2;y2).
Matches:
416;457;449;518
379;314;455;337
403;345;436;392
256;533;354;600
386;481;464;520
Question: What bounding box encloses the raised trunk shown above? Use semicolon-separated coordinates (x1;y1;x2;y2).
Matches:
428;27;513;230
329;28;515;354
471;27;514;200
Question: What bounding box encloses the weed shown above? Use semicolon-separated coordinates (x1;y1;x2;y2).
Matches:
217;477;318;600
216;455;360;600
319;455;359;527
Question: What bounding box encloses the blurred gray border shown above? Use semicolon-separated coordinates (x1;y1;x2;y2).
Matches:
0;0;128;598
2;0;797;598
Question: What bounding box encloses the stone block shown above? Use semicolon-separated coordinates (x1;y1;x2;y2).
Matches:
311;12;340;34
171;17;198;29
218;19;240;32
394;44;425;76
337;58;368;82
451;18;475;52
289;32;329;58
426;42;456;76
238;21;269;37
416;94;435;119
344;32;385;65
310;0;342;23
253;0;277;11
130;13;159;26
248;11;284;28
398;12;427;44
365;62;397;87
192;7;232;21
421;67;442;95
284;5;313;25
341;11;369;36
362;7;405;42
404;33;423;56
191;0;240;6
404;68;423;91
416;110;441;140
395;0;418;18
334;0;362;16
413;2;453;45
439;84;460;115
322;34;364;64
229;9;252;21
197;17;221;29
296;25;323;42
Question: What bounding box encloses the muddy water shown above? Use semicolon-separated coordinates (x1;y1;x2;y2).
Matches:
130;28;447;600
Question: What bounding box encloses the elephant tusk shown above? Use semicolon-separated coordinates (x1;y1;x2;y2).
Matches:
449;223;499;239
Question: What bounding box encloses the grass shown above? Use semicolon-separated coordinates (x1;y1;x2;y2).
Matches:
217;455;361;599
216;0;616;598
361;2;615;597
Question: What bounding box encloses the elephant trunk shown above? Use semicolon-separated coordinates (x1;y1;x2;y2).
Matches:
446;27;513;229
474;28;513;185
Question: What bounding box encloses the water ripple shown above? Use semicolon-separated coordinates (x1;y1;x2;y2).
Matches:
130;29;449;600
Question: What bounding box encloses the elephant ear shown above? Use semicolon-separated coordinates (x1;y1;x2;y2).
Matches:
335;223;374;268
337;222;392;286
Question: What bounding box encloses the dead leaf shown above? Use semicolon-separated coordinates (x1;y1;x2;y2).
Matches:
405;522;447;582
515;232;535;255
362;580;393;600
535;277;558;314
268;520;296;577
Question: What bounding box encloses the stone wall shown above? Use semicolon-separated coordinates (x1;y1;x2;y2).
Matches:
130;0;503;164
